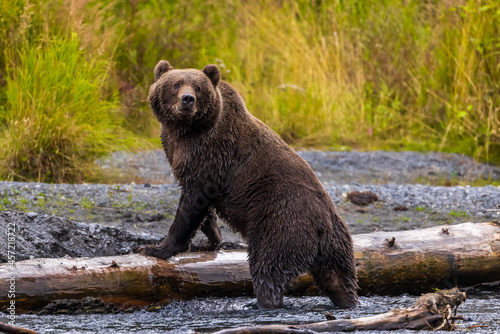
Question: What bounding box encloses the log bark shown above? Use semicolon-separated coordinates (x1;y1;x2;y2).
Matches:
1;222;499;313
0;321;39;334
212;288;467;333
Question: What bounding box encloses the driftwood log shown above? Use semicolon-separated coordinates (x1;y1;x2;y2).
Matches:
0;321;39;334
1;222;499;313
213;288;467;333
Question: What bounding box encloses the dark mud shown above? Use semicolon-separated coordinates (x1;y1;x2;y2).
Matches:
0;211;161;262
37;297;125;315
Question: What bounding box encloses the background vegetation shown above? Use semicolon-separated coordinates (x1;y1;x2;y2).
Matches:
1;0;499;183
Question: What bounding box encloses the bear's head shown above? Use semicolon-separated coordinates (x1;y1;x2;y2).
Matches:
149;60;221;136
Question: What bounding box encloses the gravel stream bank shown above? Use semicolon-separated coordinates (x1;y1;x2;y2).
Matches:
97;149;500;185
1;150;499;261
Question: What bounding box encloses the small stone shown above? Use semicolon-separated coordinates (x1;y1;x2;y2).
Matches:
89;223;99;234
27;212;38;219
76;222;88;229
325;311;336;320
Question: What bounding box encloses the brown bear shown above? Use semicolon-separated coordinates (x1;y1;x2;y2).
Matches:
140;60;358;309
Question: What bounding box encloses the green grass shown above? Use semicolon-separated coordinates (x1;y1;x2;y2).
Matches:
16;197;29;212
133;202;148;212
0;197;11;210
0;1;140;182
449;210;468;218
0;0;499;183
80;196;94;209
36;195;46;209
0;29;128;182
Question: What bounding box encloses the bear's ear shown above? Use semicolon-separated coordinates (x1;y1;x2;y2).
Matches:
154;60;174;82
203;64;220;87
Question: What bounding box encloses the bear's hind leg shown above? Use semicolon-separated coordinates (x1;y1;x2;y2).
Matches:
312;268;358;309
251;273;286;309
248;244;307;310
199;207;221;251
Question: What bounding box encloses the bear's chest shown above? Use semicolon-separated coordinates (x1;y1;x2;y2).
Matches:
170;145;200;182
169;140;228;188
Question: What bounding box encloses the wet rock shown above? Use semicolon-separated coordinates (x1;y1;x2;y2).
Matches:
147;213;165;221
346;191;378;206
38;297;124;315
26;212;38;219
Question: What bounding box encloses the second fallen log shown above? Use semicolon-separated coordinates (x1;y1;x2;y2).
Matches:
213;288;467;333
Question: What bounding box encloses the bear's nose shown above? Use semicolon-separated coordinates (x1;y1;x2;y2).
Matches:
181;94;195;108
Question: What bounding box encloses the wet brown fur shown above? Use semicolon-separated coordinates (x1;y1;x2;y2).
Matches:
141;60;358;309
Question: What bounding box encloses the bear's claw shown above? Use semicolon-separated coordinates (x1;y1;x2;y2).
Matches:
137;244;175;260
137;245;149;255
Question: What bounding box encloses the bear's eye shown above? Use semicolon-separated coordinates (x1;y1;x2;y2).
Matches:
195;86;201;93
173;83;180;89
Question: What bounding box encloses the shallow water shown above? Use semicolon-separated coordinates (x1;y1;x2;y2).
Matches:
11;292;500;333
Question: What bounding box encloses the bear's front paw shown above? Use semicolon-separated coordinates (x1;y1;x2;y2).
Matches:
137;244;173;260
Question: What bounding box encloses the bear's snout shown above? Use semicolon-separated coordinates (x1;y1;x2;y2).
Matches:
176;85;196;113
181;94;195;109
